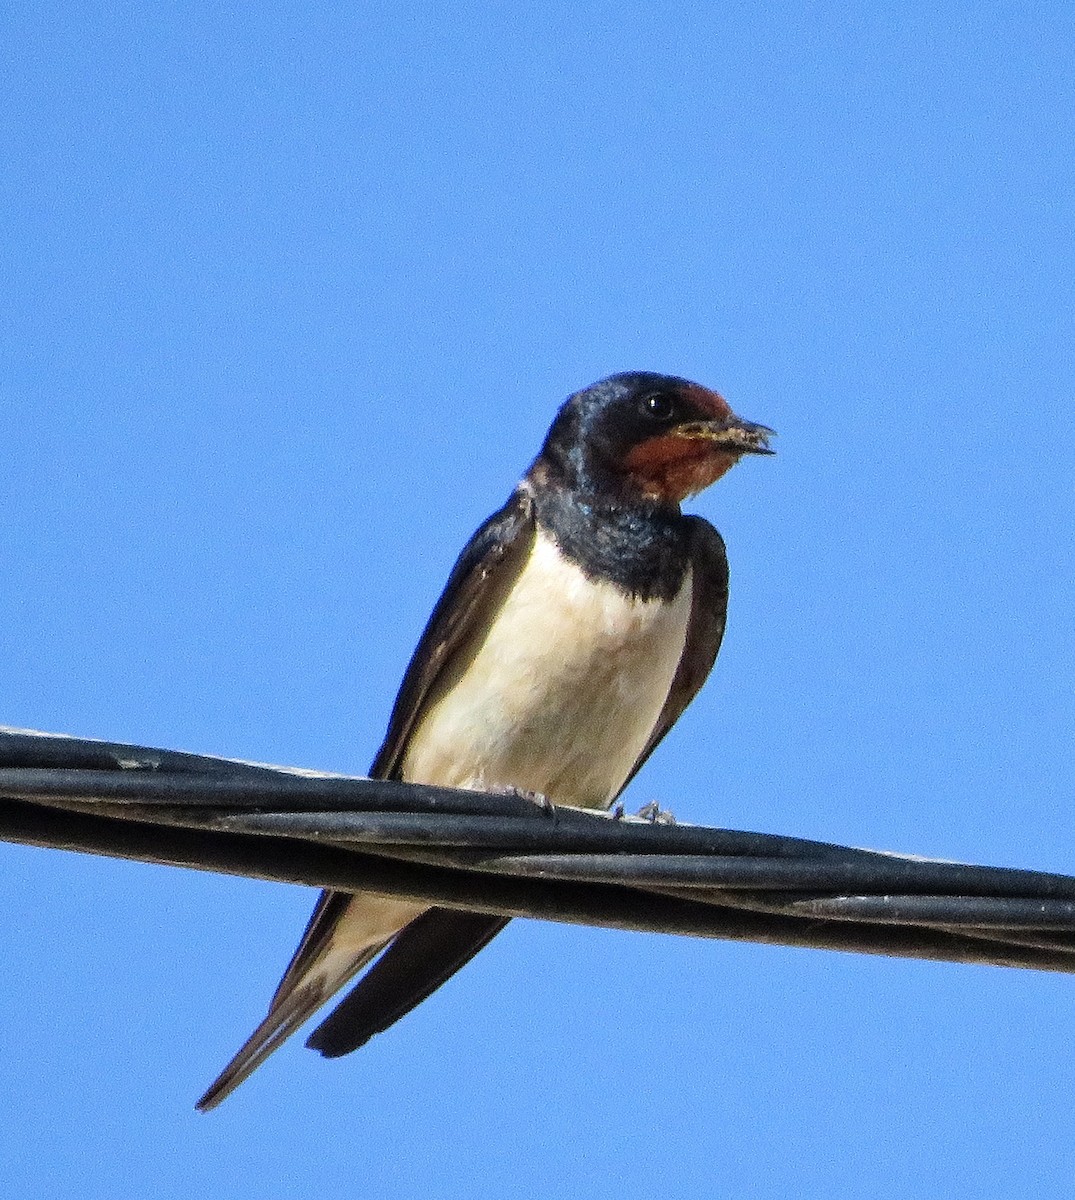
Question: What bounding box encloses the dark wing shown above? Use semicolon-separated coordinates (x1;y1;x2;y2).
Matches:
370;488;537;780
617;516;730;794
305;908;509;1057
269;490;535;1019
301;516;730;1060
197;493;538;1108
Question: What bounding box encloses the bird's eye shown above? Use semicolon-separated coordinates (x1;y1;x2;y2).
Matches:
640;393;674;421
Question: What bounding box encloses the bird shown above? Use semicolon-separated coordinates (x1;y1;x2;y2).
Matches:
196;371;773;1110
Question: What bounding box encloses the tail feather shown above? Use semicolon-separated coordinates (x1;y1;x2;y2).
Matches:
195;943;385;1112
307;909;509;1058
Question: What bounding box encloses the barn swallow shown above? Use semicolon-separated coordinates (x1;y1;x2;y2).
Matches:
196;371;772;1110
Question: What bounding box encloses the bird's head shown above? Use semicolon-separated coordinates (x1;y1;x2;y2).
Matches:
534;372;774;505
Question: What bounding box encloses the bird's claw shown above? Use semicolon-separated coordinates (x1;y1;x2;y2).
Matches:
636;801;676;825
491;784;556;818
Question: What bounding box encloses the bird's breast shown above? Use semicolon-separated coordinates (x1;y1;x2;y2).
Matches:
401;529;692;807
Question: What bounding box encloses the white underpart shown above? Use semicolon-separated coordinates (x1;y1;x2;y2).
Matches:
319;530;693;982
403;529;693;806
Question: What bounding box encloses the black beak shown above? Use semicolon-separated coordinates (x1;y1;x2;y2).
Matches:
688;417;775;455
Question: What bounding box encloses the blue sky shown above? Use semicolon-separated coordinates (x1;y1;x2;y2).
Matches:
2;2;1073;1196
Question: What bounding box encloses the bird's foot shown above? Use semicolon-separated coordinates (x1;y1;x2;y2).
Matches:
636;801;676;825
489;784;556;818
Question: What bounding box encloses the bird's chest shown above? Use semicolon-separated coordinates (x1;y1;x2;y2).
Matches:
402;531;692;806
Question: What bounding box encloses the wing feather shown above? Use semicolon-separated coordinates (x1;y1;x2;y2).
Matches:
272;490;536;995
197;492;535;1107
